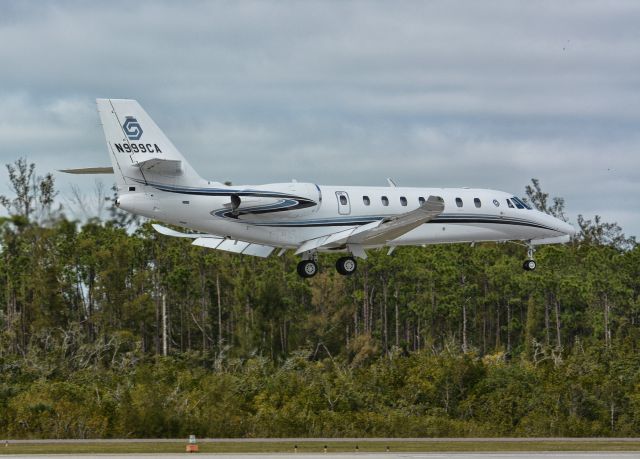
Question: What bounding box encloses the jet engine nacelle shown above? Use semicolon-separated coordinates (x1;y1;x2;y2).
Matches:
224;182;320;219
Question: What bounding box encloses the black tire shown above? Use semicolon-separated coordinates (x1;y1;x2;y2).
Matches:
523;259;536;271
336;257;358;276
297;260;318;278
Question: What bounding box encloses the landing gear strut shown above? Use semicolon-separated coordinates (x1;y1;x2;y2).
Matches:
336;256;357;276
523;245;536;271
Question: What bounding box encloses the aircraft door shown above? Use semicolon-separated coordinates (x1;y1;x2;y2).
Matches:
336;191;351;215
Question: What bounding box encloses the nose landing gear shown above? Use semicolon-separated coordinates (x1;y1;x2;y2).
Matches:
523;245;536;271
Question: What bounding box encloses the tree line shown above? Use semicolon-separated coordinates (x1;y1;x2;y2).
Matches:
0;159;638;438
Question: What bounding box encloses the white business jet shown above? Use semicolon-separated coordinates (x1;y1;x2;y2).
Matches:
62;99;575;278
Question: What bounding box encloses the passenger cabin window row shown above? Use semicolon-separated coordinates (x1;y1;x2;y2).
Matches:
361;195;426;207
355;194;532;210
456;197;482;208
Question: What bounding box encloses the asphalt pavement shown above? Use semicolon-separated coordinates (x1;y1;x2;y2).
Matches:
2;453;640;459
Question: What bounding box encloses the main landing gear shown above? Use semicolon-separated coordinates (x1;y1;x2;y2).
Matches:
297;259;318;278
523;245;536;271
296;253;358;278
336;256;358;276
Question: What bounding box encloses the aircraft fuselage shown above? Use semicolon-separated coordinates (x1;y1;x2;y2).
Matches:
118;181;574;250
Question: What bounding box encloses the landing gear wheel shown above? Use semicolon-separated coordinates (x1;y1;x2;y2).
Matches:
297;260;318;278
336;257;358;276
523;259;536;271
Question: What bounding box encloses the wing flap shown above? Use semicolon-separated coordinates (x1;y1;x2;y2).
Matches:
192;237;225;249
153;225;275;258
192;237;274;258
216;239;250;253
242;244;276;257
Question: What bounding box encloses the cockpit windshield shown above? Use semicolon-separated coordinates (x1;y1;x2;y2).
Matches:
511;197;532;210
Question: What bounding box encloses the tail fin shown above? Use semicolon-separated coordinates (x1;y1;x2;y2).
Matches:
96;99;206;192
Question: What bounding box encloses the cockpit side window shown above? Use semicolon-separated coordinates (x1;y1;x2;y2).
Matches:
506;199;514;208
510;197;532;209
511;197;525;209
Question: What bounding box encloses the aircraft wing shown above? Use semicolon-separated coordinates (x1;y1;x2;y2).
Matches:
151;224;275;258
295;195;444;256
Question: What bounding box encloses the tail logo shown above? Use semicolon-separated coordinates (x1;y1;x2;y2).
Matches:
123;116;143;140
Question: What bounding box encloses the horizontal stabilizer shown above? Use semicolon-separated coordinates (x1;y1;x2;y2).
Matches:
59;167;114;174
136;157;182;176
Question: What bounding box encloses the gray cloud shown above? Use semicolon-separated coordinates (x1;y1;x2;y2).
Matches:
0;0;638;236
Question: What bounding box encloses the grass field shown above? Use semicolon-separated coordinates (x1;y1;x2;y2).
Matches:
2;440;640;454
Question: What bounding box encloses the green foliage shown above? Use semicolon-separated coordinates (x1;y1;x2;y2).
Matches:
0;166;639;437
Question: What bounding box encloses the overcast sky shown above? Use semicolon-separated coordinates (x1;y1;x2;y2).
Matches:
0;0;638;236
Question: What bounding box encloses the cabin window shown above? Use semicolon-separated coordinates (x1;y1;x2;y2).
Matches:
363;196;370;206
418;197;426;205
493;199;500;207
400;196;407;206
455;197;463;208
182;200;190;205
506;199;514;208
128;186;136;192
381;196;389;206
339;195;348;205
474;198;481;208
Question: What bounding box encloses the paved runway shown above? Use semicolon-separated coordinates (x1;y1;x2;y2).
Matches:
3;453;640;458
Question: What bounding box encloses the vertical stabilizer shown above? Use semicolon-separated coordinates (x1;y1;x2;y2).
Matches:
96;99;206;192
